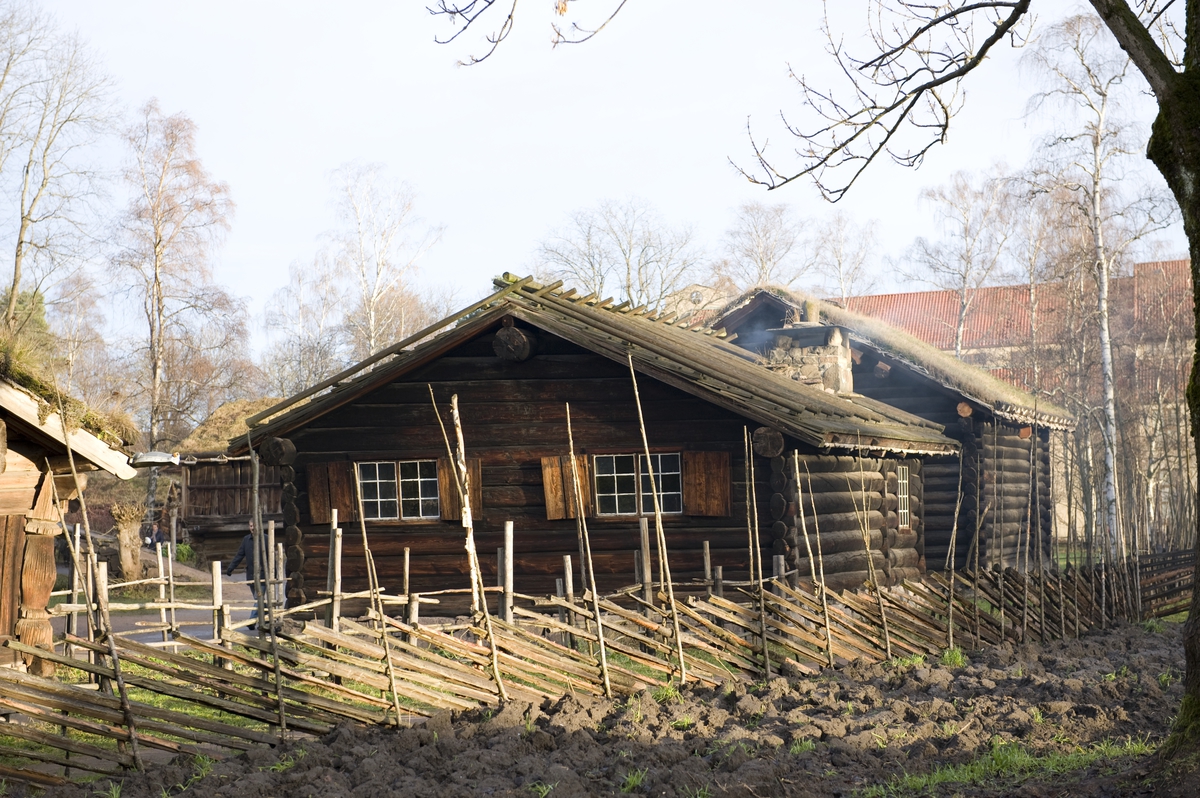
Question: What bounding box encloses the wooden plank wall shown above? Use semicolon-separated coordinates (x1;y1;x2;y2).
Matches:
286;325;925;603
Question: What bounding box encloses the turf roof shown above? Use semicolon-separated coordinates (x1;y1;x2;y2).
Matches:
713;288;1074;429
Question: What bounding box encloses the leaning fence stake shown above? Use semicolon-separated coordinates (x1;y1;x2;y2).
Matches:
566;402;612;697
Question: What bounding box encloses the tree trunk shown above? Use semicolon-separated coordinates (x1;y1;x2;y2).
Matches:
1146;69;1200;752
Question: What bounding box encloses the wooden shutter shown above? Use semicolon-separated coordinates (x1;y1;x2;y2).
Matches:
307;462;331;524
326;461;358;522
439;458;482;523
683;451;731;517
541;455;591;520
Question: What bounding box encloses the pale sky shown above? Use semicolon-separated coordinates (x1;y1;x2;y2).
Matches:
42;0;1184;346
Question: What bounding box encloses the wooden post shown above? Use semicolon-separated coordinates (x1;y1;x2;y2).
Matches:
324;510;339;628
211;560;228;668
565;403;612;697
211;560;223;639
276;542;285;614
496;547;504;589
503;521;514;624
627;355;687;684
713;565;724;598
166;525;177;636
773;554;785;595
745;427;770;678
66;524;80;658
562;554;577;650
403;546;410;597
330;527;343;634
703;540;712;597
267;520;277;613
803;463;835;669
406;591;420;635
555;577;566;645
639;517;653;613
633;549;641;587
155;543;168;644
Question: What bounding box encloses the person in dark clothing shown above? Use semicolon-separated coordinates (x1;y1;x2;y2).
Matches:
226;532;258;598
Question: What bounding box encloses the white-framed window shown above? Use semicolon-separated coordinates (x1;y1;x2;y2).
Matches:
357;460;440;520
897;464;911;530
593;453;683;516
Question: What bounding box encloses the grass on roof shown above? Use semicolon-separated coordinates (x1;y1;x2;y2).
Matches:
179;397;286;452
0;345;138;448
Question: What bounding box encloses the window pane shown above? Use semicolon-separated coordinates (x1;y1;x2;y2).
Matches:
378;462;396;481
596;475;616;495
598;495;617;514
617;494;637;514
401;499;420;517
358;463;377;481
418;460;438;479
616;474;636;494
362;481;379;500
613;455;636;474
399;461;418;480
420;498;439;518
660;494;682;514
595;456;614;475
380;500;398;518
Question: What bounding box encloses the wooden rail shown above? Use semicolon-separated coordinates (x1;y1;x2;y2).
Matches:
0;536;1191;788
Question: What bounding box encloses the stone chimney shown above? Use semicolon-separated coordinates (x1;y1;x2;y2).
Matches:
761;325;854;394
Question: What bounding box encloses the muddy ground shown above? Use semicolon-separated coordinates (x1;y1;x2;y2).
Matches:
38;621;1195;798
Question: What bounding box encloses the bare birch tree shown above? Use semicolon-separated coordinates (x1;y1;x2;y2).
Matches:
904;169;1015;358
331;162;442;361
261;255;347;395
0;6;111;351
112;100;240;450
810;211;879;304
1026;14;1176;564
719;201;802;290
538;197;701;309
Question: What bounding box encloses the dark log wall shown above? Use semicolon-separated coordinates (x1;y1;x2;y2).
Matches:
852;357;1053;572
181;463;283;566
770;453;924;591
720;299;1055;574
283;322;923;604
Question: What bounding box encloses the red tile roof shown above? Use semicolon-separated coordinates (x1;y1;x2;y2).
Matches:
842;260;1192;352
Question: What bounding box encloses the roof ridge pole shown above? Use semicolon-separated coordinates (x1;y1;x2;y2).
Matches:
627;353;687;685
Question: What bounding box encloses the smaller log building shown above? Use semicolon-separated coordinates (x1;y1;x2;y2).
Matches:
711;289;1074;573
234;276;960;609
0;378;135;673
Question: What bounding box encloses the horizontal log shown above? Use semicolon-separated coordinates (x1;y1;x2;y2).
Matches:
888;548;920;568
794;549;886;575
793;528;882;555
795;509;885;535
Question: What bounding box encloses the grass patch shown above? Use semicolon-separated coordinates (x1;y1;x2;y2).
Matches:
790;738;816;755
620;767;647;792
940;648;967;668
857;736;1155;797
890;653;926;670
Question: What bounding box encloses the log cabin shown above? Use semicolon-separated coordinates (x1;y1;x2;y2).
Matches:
710;289;1074;574
0;378;135;673
233;276;959;610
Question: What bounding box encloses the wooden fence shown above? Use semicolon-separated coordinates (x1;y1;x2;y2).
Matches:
0;524;1193;788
